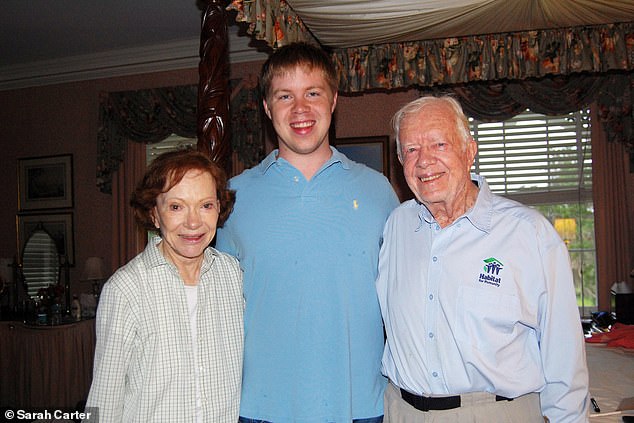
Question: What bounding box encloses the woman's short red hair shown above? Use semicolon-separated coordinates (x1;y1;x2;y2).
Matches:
130;149;235;233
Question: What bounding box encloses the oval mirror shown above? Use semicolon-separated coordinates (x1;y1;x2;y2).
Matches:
22;227;60;299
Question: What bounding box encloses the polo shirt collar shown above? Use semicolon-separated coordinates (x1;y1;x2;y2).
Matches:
258;146;351;175
329;147;353;169
259;150;279;174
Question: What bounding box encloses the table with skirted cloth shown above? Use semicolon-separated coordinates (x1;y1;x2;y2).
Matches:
0;319;95;411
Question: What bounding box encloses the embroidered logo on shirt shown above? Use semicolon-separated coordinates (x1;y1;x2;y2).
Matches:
479;257;504;287
353;199;359;210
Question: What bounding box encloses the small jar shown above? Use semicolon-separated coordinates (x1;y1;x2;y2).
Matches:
70;296;82;321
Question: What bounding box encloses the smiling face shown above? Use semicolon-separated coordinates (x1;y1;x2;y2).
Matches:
399;102;477;217
263;66;337;165
152;169;219;268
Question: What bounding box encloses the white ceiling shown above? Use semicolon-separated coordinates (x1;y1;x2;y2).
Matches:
2;1;632;91
0;0;269;91
2;0;202;64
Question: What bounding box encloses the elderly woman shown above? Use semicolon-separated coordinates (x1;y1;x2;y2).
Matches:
85;149;243;422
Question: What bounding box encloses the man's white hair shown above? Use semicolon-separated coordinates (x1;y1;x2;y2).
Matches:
391;95;472;160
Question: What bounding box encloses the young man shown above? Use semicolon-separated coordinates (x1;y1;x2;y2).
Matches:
377;95;589;422
215;43;399;422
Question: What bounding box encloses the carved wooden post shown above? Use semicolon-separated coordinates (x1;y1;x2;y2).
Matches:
197;0;231;173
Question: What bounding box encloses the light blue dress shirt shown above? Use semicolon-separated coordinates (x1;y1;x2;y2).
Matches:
377;174;589;422
216;147;399;422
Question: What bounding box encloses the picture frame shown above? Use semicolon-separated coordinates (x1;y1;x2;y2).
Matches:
18;154;73;211
17;213;75;265
335;136;390;178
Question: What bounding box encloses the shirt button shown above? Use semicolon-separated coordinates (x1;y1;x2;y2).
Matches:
432;256;438;262
429;294;433;300
293;176;299;182
428;332;434;339
432;371;438;377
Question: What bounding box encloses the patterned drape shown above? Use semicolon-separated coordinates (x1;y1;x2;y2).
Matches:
435;72;633;152
227;0;316;49
97;85;197;193
332;22;634;92
97;81;262;193
228;0;633;149
229;77;264;168
226;1;633;91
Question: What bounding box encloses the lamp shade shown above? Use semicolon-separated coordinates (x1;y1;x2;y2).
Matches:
554;218;576;243
81;257;105;281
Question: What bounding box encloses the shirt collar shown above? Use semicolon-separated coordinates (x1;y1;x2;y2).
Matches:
330;147;353;169
258;146;351;175
145;236;166;267
259;150;279;174
417;174;493;233
144;235;218;275
465;174;493;233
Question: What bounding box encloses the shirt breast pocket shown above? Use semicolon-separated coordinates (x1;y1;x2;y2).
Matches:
454;286;521;354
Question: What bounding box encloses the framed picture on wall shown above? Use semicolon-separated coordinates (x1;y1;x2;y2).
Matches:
17;213;75;265
18;154;73;211
335;136;390;178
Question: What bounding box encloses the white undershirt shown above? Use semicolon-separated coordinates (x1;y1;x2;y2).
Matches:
184;284;202;423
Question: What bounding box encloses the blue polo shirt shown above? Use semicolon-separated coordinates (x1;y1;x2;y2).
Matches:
215;147;399;423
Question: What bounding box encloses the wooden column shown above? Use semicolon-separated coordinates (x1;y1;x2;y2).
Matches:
197;0;231;173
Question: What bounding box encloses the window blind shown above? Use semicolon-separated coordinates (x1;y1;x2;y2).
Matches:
470;109;592;205
146;134;196;165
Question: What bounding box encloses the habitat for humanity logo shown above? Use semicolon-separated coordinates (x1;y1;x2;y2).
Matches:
479;257;504;287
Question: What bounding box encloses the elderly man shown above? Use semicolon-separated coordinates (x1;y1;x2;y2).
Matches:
376;95;589;422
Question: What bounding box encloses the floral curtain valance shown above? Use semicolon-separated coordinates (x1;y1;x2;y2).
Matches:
226;1;633;93
227;0;316;49
97;81;262;193
434;72;633;153
333;22;634;93
226;1;632;151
